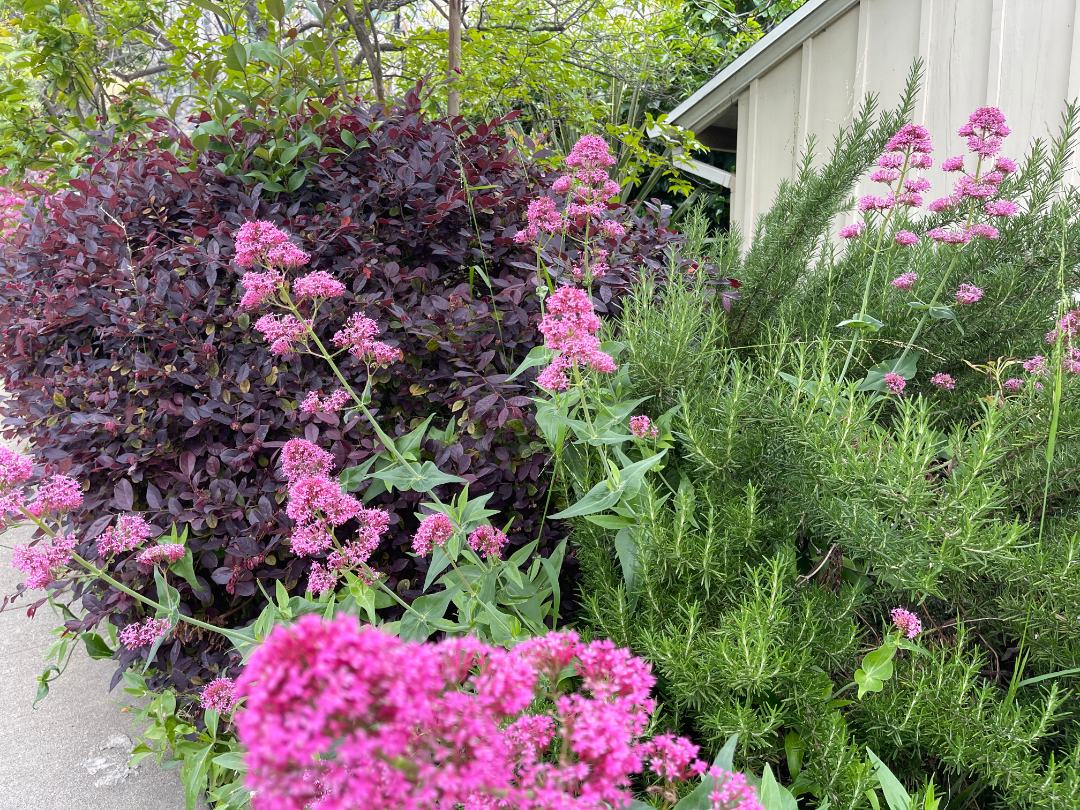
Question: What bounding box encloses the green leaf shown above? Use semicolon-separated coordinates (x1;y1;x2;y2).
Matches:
81;632;113;660
286;168;307;192
868;749;912;810
181;743;214;810
784;730;804;779
395;414;435;456
855;642;897;698
370;460;466;494
858;354;920;392
399;587;456;641
266;0;286;21
340;128;358;148
423;546;454;592
169;549;204;593
212;751;248;772
224;42;248;72
339;457;378;491
549;452;665;520
613;528;638;593
760;764;799;810
837;313;885;332
508;345;551;380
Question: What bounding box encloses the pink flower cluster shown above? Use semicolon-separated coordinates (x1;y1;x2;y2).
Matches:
279;439;390;595
331;312;403;367
629;415;658;440
136;544;186;566
536;287;616;391
0;186;27;239
467;524;509;558
515;135;627;283
253;314;308;356
234;221;310;269
890;607;922;639
412;512;454;556
852;123;933;223
200;678;238;713
0;447;33;529
883;372;906;395
119;617;172;650
96;513;154;558
926;108;1017;241
890;272;917;291
239;270;283;311
234;617;717;810
12;534;76;590
954;283;984;305
300;388;349;415
709;768;765;810
930;372;956;391
25;474;83;517
292;271;346;300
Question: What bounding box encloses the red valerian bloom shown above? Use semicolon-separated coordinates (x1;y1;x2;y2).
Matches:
890;607;922;638
234;616;712;810
97;514;154;557
200;678;238;713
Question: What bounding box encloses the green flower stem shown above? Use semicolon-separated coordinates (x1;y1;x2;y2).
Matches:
838;152;912;381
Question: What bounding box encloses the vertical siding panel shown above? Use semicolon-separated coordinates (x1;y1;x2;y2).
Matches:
744;81;760;232
1069;0;1080;101
798;39;814;158
917;0;935;123
987;0;1007;106
733;89;751;232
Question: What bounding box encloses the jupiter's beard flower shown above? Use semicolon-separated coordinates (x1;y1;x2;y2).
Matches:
890;607;922;638
200;678;238;713
629;415;659;440
412;512;454;556
536;286;616;389
894;230;919;246
838;222;865;239
891;272;918;290
253;314;307;355
234;616;701;810
986;199;1019;218
954;283;984;305
119;617;172;650
1003;377;1024;392
331;312;403;367
709;768;764;810
279;439;334;484
97;514;154;558
300;388;349;415
883;373;906;395
467;524;509;558
1023;355;1048;375
136;544;186;566
26;474;83;516
234;221;310;269
238;270;282;311
12;533;75;590
292;270;346;300
0;447;33;490
930;372;956;391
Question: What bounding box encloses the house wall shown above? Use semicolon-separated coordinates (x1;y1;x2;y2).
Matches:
730;0;1080;232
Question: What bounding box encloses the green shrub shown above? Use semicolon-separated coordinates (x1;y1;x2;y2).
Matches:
566;77;1080;809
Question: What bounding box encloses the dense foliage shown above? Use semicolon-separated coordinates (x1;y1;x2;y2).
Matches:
0;92;677;689
568;85;1080;807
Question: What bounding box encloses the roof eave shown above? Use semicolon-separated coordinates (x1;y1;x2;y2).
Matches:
668;0;861;132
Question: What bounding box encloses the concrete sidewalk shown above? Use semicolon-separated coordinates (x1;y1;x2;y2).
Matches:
0;520;188;809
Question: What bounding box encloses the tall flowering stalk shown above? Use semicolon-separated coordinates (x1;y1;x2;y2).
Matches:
234;220;557;641
515;136;629;290
4;446;256;652
837;108;1019;389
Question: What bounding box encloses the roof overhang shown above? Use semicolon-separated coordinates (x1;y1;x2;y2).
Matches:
667;0;860;133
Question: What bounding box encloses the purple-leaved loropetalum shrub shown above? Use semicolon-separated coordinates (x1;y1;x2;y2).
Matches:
233;614;763;810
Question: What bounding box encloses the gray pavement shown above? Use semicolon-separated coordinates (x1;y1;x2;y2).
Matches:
0;516;188;809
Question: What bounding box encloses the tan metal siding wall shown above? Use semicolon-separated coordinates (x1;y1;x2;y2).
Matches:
732;0;1080;232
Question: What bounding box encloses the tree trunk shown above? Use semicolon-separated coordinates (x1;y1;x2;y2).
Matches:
447;0;462;117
